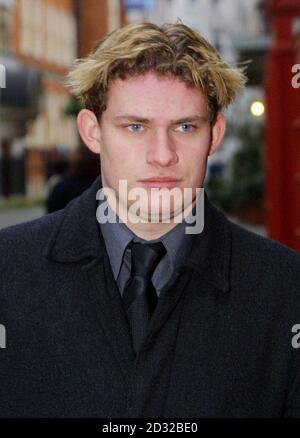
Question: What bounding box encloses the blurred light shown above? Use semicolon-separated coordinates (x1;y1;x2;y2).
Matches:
250;100;265;117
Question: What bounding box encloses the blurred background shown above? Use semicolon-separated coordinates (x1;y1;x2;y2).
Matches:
0;0;299;251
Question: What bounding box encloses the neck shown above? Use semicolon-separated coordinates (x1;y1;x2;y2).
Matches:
112;196;197;241
123;219;180;241
98;177;198;241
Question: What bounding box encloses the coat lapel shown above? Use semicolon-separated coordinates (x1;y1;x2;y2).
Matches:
81;253;136;382
141;189;232;351
43;176;135;381
43;175;232;376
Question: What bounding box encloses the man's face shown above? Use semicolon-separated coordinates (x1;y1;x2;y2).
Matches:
79;72;225;223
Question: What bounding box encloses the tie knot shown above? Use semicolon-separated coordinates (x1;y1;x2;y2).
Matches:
129;241;166;279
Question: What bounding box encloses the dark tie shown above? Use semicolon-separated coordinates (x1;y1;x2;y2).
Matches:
122;241;166;355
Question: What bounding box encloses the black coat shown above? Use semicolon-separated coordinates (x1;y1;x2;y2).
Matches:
0;176;300;418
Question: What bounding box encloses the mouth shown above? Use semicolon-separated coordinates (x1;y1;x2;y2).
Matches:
140;177;182;189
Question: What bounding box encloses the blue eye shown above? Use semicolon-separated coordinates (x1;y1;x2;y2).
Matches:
127;124;144;132
176;124;195;132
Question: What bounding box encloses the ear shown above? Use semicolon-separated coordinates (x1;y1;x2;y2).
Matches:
208;113;226;156
77;109;101;154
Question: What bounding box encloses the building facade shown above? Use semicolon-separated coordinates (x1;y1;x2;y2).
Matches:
10;0;77;198
0;0;124;200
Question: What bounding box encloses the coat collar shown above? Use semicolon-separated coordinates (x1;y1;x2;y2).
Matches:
43;175;232;292
43;176;104;263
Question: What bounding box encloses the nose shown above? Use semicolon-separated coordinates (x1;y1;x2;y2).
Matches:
146;129;178;167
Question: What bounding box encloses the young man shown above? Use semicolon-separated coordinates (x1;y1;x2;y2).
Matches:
0;22;300;418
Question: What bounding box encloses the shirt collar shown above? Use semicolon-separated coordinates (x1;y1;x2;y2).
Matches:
44;175;231;293
99;205;133;279
99;198;196;279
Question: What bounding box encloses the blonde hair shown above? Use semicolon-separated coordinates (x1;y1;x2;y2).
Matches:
67;22;247;123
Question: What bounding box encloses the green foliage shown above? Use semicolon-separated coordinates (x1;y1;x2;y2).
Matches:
206;122;264;214
63;96;84;117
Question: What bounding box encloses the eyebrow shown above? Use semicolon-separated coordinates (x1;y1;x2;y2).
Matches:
112;114;208;124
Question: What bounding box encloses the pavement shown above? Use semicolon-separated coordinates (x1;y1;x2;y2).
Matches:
0;206;45;230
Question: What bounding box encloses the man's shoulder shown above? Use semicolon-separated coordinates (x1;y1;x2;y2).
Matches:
0;177;101;272
207;198;300;268
0;208;65;264
227;217;300;279
229;217;300;258
0;176;101;254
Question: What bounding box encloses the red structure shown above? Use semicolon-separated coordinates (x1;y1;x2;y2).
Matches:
265;0;300;252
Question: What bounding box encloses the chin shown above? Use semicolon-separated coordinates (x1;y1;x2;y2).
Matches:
149;203;185;223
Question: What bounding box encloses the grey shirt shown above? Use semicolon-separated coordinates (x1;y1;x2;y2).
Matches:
98;199;196;297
